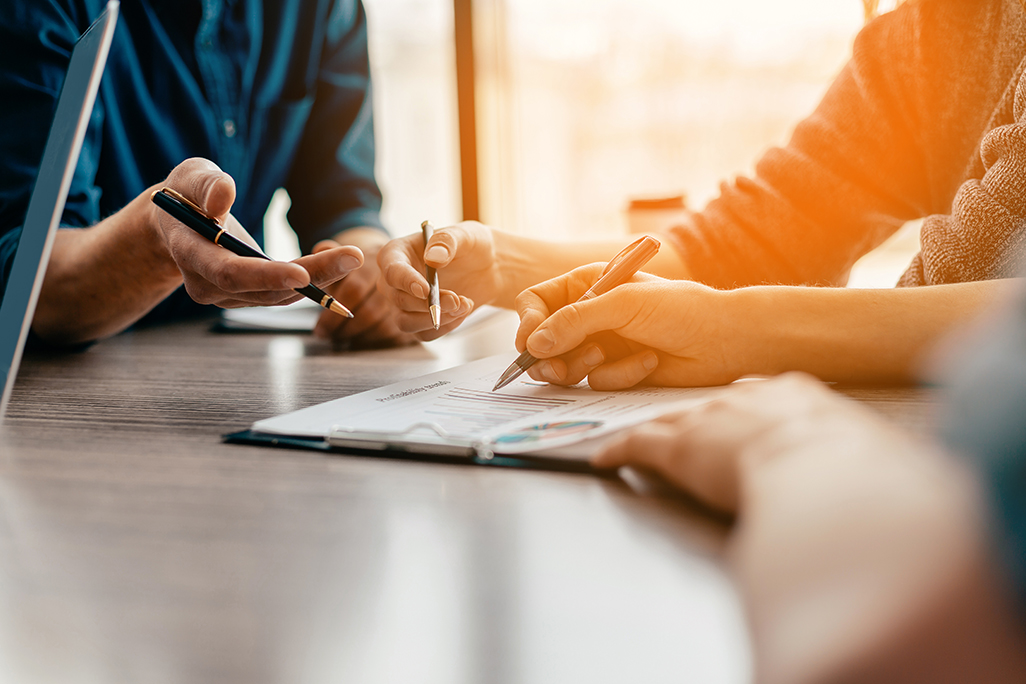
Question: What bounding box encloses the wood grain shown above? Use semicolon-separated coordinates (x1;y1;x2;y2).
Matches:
0;315;937;684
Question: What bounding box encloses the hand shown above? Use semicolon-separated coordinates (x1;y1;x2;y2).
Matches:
152;158;364;309
376;221;503;340
592;373;864;512
514;263;741;390
311;229;418;349
595;374;1025;684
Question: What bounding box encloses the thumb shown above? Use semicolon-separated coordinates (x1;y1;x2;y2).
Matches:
200;171;236;220
167;157;236;221
422;222;484;269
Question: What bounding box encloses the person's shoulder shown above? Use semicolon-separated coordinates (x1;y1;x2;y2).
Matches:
852;0;1008;71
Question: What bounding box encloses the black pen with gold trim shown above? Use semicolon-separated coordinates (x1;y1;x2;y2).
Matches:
151;187;352;318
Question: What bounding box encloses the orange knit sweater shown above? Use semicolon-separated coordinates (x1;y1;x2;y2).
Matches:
668;0;1026;288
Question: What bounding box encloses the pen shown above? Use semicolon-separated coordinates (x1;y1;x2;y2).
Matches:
421;220;442;330
151;187;353;318
492;235;661;391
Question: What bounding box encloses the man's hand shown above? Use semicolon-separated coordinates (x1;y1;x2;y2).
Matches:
376;221;502;340
311;228;417;348
34;157;368;344
152;158;365;309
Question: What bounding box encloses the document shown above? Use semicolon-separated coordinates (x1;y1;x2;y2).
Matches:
249;355;719;461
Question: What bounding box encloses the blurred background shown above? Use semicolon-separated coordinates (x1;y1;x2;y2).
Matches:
267;0;917;288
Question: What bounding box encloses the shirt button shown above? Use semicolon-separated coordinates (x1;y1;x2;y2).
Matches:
222;119;237;138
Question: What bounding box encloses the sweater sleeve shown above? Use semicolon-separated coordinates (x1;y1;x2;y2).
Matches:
667;0;1013;288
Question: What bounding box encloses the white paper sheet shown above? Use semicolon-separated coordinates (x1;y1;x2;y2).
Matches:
252;355;721;459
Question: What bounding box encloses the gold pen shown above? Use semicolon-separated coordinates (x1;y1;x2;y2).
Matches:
421;220;442;330
493;235;661;391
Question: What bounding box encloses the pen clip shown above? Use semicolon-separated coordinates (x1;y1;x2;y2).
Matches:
155;187;221;226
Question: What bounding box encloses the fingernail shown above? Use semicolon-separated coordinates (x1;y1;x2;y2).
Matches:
583;346;604;366
643;352;659;371
411;283;426;299
529;329;555;353
443;293;459;311
340;255;362;270
425;245;449;263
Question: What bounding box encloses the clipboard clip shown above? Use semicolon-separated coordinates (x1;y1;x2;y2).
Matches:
327;422;498;461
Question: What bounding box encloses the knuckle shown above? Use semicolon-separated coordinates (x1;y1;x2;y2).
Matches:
514;290;541;316
560;303;586;331
210;261;241;293
184;280;216;305
395;313;423;334
382;261;409;287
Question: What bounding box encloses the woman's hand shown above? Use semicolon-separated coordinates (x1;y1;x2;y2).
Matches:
376;221;503;340
593;374;1025;684
513;263;746;389
591;373;866;512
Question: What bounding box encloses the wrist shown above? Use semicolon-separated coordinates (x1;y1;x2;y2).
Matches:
720;286;785;378
490;228;534;308
332;226;389;254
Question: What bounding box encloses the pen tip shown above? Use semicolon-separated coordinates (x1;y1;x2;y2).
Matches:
429;305;441;330
330;300;354;319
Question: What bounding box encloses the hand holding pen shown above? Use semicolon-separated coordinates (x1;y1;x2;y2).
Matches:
495;236;661;390
148;162;364;315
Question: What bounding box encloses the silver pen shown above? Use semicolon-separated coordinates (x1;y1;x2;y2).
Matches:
421;220;442;330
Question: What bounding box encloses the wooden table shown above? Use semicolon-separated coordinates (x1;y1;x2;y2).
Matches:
0;313;937;684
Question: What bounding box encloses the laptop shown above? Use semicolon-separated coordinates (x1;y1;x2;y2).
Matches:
0;1;120;421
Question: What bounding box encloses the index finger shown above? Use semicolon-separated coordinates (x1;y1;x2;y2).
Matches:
378;234;431;300
513;263;607;352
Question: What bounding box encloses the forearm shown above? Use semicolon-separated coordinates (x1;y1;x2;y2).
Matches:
727;279;1020;383
34;188;181;344
736;428;1026;684
490;230;690;308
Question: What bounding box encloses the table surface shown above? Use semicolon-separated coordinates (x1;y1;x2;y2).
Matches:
0;313;938;684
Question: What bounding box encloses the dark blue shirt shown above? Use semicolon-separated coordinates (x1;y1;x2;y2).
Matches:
0;0;383;321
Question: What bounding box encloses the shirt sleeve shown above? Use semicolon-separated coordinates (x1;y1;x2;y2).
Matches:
0;0;104;296
666;0;1009;288
284;0;385;254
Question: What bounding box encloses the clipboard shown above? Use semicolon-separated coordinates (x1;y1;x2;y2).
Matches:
225;355;718;474
223;426;609;474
